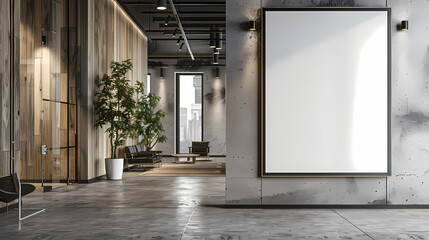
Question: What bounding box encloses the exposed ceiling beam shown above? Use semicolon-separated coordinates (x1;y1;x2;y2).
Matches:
149;56;225;59
145;30;226;34
141;11;225;15
159;23;225;28
153;17;225;22
151;38;226;41
125;1;225;6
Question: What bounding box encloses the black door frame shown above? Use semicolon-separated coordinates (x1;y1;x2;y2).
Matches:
175;72;204;154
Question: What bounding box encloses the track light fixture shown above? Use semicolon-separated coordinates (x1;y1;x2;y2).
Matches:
401;20;408;30
179;42;184;51
156;0;167;10
172;28;177;38
177;36;182;45
213;48;220;55
164;15;170;26
213;54;219;65
209;26;216;48
215;32;222;50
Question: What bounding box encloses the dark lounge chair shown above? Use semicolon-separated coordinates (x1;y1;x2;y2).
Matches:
124;145;162;170
0;174;35;211
189;141;212;160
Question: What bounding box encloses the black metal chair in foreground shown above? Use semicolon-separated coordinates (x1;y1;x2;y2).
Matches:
0;173;44;220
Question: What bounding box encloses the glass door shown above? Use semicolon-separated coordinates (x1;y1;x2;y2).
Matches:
40;0;76;187
19;0;77;186
176;73;203;153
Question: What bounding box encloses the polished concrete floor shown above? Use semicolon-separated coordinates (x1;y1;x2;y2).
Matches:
1;172;429;239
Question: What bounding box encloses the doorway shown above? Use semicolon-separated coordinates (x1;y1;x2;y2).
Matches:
19;0;78;186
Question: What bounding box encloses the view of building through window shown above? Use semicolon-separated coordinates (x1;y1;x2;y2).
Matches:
177;74;202;153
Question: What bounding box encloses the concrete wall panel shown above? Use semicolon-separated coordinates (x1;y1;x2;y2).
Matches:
226;0;429;205
226;0;261;202
387;0;429;204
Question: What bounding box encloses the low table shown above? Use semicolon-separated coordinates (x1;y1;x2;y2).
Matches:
171;154;200;164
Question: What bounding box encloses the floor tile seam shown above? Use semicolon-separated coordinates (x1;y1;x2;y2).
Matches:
332;209;375;240
180;207;196;240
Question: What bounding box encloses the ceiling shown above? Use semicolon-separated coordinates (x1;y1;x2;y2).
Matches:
122;0;226;66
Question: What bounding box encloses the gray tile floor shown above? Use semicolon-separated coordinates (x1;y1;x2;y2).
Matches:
1;172;429;239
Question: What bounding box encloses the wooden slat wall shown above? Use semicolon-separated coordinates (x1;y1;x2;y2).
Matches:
0;0;11;178
83;0;148;179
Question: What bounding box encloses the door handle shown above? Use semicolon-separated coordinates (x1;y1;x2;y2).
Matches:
42;145;47;155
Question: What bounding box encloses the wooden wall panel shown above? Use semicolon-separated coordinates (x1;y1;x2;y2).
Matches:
81;0;148;179
0;0;11;177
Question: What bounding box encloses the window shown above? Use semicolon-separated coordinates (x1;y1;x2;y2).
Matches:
147;74;151;94
176;73;203;153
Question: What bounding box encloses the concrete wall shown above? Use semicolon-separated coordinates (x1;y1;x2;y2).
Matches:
148;66;226;156
226;0;429;204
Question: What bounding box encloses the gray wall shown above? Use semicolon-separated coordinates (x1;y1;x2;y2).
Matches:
148;66;226;156
226;0;429;204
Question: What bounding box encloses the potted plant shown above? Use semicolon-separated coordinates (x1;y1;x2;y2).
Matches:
95;59;135;180
133;80;167;151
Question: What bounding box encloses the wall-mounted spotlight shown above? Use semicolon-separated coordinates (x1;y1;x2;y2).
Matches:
213;54;219;65
209;26;216;48
156;0;167;10
215;68;220;78
179;42;184;51
42;35;47;46
401;20;408;30
213;48;220;55
249;20;256;31
215;32;222;50
177;36;182;45
160;68;164;78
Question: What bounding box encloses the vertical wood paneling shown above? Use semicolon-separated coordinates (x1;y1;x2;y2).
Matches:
0;0;11;177
82;0;148;179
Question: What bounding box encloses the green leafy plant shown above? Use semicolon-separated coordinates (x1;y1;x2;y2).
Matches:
95;59;135;159
133;81;167;151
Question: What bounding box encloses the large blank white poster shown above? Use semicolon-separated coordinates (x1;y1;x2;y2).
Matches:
264;9;390;174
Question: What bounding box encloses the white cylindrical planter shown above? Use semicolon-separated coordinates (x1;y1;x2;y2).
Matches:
105;158;124;180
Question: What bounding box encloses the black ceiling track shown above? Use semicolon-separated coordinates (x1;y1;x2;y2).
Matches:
125;1;225;6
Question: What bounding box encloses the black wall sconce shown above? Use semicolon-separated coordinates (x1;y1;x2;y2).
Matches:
42;35;47;46
160;68;164;78
215;68;220;78
249;20;256;31
401;20;408;30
